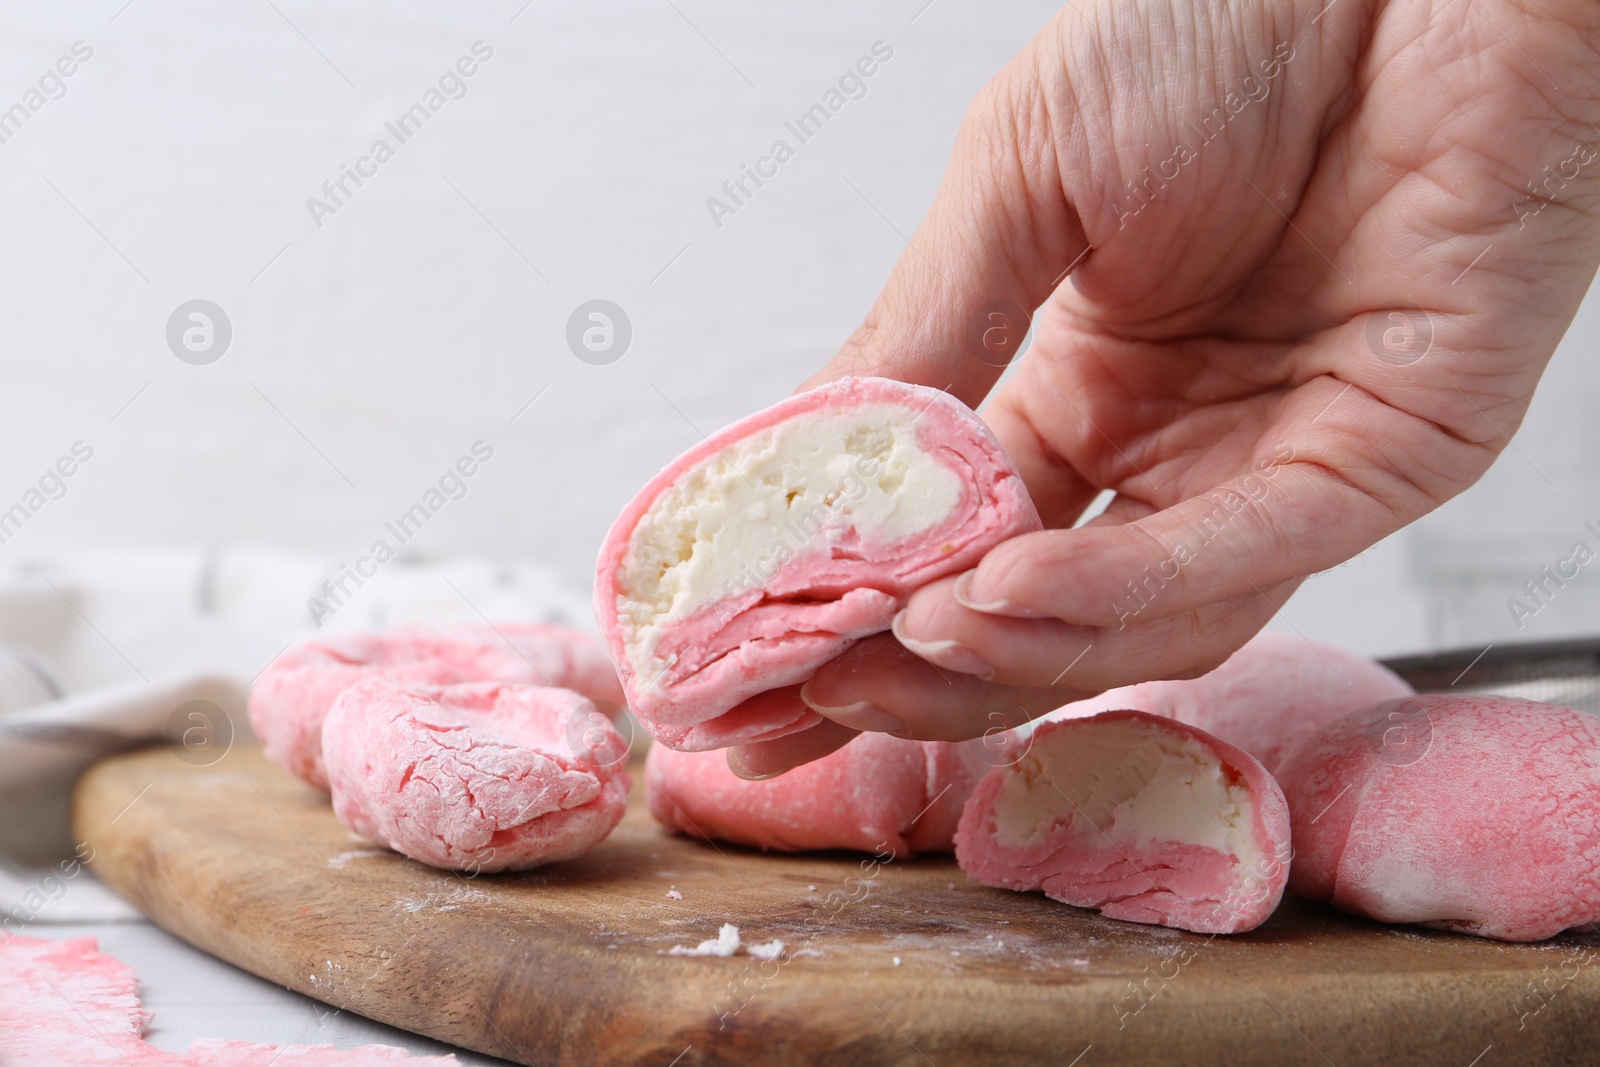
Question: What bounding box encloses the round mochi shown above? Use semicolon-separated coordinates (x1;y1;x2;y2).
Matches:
956;711;1291;935
249;622;624;790
1278;694;1600;942
645;731;1010;857
323;679;631;873
594;376;1040;751
1048;631;1413;773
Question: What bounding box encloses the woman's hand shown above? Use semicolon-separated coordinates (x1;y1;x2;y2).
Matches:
728;0;1600;778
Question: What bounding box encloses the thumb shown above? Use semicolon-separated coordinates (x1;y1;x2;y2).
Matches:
802;29;1089;407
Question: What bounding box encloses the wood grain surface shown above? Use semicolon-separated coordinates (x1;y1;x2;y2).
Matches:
73;742;1600;1067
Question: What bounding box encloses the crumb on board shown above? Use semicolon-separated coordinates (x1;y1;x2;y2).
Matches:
668;924;741;958
667;888;683;900
665;926;790;961
892;956;902;967
748;940;785;961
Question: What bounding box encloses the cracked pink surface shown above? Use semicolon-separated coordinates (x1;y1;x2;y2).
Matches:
0;934;455;1066
1279;694;1600;942
323;679;630;872
250;622;624;790
645;731;1010;857
595;377;1040;751
956;712;1291;935
1049;631;1413;773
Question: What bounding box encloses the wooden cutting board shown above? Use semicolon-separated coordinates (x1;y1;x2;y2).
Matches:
74;743;1600;1067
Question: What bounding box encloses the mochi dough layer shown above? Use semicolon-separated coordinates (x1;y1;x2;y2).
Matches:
1048;631;1413;773
645;730;1009;857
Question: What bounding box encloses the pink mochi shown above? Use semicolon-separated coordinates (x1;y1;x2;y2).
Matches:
956;711;1292;935
250;622;624;790
0;934;456;1066
1278;694;1600;942
1049;631;1413;773
323;679;631;872
594;377;1040;751
645;732;1010;857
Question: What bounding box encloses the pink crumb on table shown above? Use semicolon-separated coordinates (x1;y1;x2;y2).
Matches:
0;934;456;1066
594;377;1040;752
323;679;630;873
1047;631;1413;773
250;622;624;791
1277;694;1600;942
646;730;1010;856
956;711;1291;935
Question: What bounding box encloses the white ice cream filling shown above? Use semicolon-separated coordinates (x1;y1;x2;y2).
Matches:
617;403;963;683
992;719;1262;880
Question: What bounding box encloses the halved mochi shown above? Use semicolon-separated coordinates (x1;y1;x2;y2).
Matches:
646;730;1012;857
323;679;631;872
956;711;1291;934
1046;632;1413;773
1278;694;1600;942
594;377;1040;751
249;622;623;791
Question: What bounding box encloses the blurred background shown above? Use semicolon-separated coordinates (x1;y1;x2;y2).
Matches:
0;0;1595;688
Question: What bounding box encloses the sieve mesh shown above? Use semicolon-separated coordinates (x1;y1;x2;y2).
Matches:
1383;638;1600;715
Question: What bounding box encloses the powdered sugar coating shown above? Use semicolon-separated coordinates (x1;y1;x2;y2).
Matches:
323;679;630;872
1278;694;1600;942
646;731;1007;857
595;377;1040;751
250;622;623;790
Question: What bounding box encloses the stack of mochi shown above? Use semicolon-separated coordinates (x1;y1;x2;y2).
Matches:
598;377;1600;942
249;622;632;872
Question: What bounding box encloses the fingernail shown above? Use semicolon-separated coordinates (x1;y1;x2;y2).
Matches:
891;610;996;680
798;679;906;733
726;750;788;781
953;570;1044;617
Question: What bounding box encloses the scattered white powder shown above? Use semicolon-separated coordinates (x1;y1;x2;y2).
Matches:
327;849;390;868
747;940;784;962
394;886;489;913
669;923;741;958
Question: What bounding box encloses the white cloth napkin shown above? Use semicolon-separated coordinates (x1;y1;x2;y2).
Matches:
0;544;591;924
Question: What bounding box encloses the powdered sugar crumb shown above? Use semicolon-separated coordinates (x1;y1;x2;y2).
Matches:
747;939;784;961
668;923;741;957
